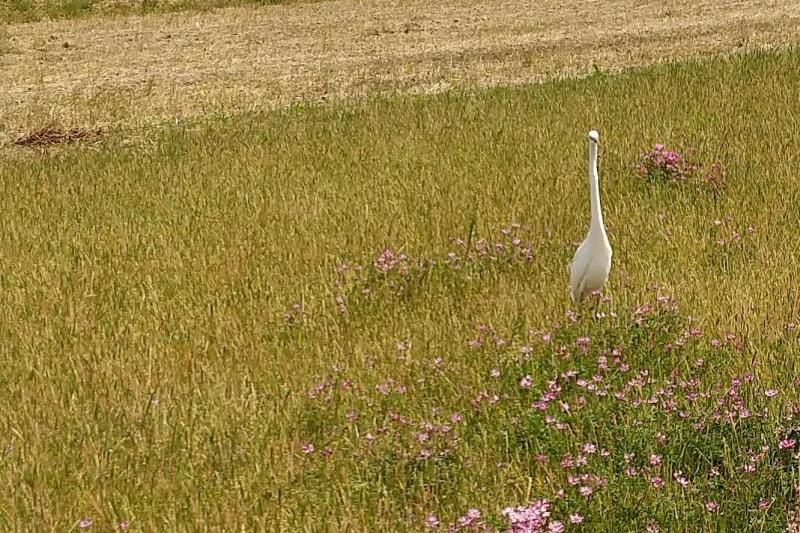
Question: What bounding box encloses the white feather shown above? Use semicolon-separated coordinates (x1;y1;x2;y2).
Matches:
570;130;612;307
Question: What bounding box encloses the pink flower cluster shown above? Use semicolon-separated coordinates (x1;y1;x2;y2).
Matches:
300;263;800;530
636;144;697;181
502;500;563;532
635;144;724;190
374;248;411;275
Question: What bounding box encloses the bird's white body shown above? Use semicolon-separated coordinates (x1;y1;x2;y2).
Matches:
570;130;612;307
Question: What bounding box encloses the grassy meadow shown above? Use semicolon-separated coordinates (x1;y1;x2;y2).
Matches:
0;0;293;23
3;49;800;531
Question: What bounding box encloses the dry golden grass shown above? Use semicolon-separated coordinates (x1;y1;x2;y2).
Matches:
2;0;800;142
3;50;800;530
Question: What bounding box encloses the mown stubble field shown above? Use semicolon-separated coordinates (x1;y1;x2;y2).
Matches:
2;0;800;140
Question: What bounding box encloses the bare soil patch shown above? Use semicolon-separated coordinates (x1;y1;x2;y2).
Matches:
1;0;799;140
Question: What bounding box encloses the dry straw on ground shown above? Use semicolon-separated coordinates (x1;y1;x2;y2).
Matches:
12;124;106;146
1;0;800;141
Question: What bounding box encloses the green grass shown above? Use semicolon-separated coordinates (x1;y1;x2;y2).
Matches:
2;49;800;531
45;0;93;19
0;0;302;24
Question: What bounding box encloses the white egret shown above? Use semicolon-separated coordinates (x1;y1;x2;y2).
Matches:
570;130;612;311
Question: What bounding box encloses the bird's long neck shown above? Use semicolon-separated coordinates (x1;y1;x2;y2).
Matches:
588;142;605;234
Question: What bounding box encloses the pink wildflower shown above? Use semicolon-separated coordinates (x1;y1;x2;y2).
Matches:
425;514;440;528
503;500;551;532
457;508;482;528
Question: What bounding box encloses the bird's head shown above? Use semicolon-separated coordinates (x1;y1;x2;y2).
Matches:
588;130;599;144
